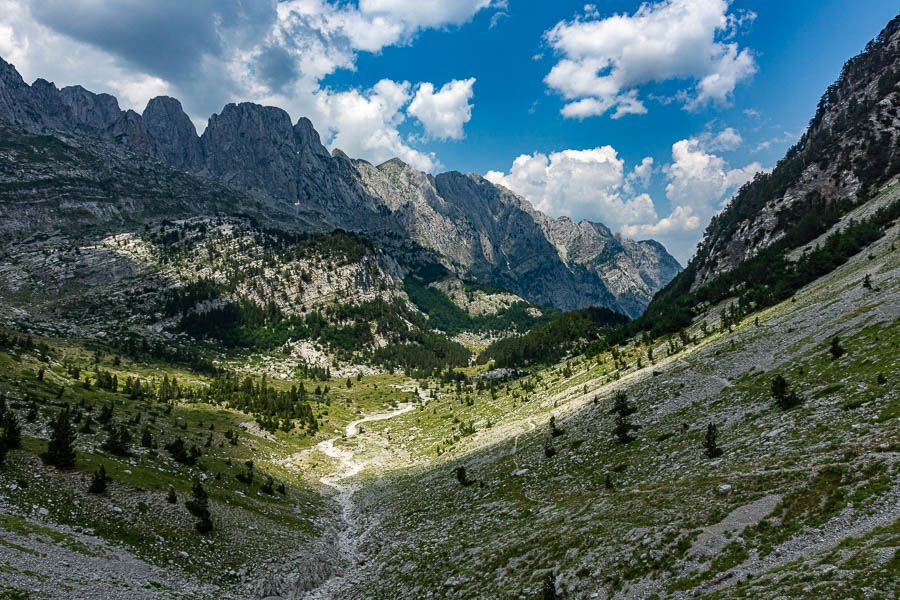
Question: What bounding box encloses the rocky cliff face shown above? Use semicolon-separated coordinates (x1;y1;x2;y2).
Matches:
686;15;900;291
0;55;681;316
143;96;203;171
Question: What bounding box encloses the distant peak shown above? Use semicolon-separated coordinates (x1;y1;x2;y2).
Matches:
377;157;409;171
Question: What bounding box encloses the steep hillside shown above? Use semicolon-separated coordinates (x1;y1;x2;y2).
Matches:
684;14;900;291
0;56;680;315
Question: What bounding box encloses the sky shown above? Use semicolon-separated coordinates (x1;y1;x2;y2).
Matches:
0;0;897;263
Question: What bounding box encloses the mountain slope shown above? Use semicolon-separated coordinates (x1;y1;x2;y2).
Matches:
0;56;679;316
685;14;900;291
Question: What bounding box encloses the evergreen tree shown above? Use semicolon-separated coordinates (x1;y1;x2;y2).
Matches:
614;413;634;444
704;423;723;458
549;416;563;438
140;425;153;448
541;573;557;600
829;335;846;359
101;425;132;456
88;464;107;494
97;403;114;425
2;408;21;450
185;480;213;533
544;439;557;457
771;374;801;410
612;391;635;416
167;485;178;504
455;465;474;486
44;407;77;469
25;401;37;422
79;414;94;434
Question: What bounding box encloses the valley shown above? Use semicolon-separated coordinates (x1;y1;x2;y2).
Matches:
1;9;900;600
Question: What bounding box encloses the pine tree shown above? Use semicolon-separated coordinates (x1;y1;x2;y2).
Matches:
141;425;153;448
614;413;634;444
185;480;213;533
2;408;21;450
771;374;801;410
544;439;557;457
549;415;563;437
704;423;723;458
455;465;473;486
829;335;846;359
44;407;77;469
88;464;107;494
167;485;177;504
101;425;132;456
542;573;557;600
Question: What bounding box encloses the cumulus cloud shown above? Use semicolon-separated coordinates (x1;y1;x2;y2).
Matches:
626;136;763;260
485;147;658;231
486;135;763;263
1;0;491;169
316;79;437;171
544;0;757;119
705;127;743;151
407;78;476;140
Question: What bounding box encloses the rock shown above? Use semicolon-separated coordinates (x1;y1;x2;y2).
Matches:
143;96;203;170
716;484;733;495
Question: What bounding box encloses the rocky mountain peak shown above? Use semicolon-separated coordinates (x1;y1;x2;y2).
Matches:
293;116;330;158
0;54;682;317
0;56;26;89
59;85;121;131
143;96;202;170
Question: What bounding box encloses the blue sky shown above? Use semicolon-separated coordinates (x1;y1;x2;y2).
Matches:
1;0;897;261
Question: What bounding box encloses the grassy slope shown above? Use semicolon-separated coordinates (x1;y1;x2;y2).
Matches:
340;192;900;599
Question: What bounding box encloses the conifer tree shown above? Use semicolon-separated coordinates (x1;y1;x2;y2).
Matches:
88;464;107;494
185;480;213;533
141;425;153;448
44;406;77;469
542;573;557;600
704;422;723;458
2;406;21;450
101;425;132;456
771;374;801;410
829;335;846;359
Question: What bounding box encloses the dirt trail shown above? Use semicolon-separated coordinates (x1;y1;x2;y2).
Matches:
300;391;425;599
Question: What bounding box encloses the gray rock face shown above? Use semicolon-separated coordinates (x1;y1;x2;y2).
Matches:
142;96;203;170
106;109;160;157
0;53;682;316
353;159;680;315
687;18;900;291
59;85;121;131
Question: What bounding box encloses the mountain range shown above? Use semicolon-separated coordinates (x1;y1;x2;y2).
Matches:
0;57;680;317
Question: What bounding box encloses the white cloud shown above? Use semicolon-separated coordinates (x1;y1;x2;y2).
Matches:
630;136;763;260
753;129;802;153
705;127;743;151
1;0;490;170
316;79;437;171
357;0;495;31
407;78;476;140
485;147;658;231
625;156;654;192
544;0;757;119
486;134;764;263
